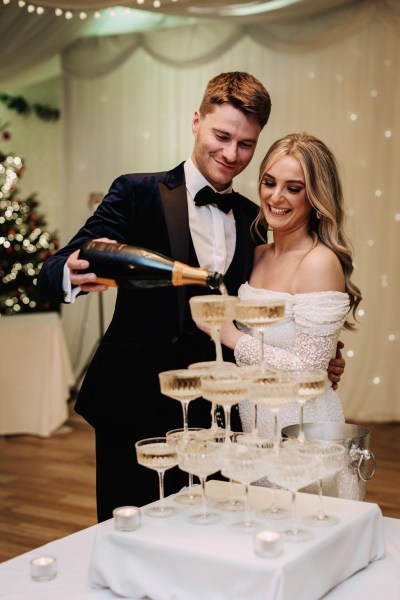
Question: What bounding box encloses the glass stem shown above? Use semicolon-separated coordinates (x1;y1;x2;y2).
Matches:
211;326;223;366
272;411;280;452
270;484;279;512
200;477;207;515
158;470;165;504
224;406;231;441
228;479;235;503
298;402;306;443
253;403;258;434
210;403;218;429
181;402;189;432
290;490;299;535
243;483;251;525
270;411;282;513
259;329;265;367
317;477;326;520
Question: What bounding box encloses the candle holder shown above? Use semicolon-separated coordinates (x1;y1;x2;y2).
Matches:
253;530;283;558
30;556;57;581
113;506;141;531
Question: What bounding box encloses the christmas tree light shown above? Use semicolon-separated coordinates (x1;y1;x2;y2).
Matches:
0;127;60;315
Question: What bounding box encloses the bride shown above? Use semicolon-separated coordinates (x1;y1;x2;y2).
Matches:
198;132;362;437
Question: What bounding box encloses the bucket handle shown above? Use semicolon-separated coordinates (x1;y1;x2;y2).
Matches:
349;445;376;481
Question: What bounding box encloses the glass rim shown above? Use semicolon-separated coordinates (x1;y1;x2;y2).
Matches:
135;436;171;446
189;294;238;303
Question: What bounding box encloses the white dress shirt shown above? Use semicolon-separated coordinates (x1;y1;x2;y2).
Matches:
185;157;236;275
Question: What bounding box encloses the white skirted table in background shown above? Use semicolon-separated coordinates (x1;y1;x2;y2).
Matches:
0;311;74;437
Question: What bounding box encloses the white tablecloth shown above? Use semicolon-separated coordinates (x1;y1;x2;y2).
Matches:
88;481;385;600
0;482;399;599
0;312;74;437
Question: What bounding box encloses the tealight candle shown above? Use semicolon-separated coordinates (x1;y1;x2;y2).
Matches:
113;506;141;531
253;530;283;558
30;556;57;581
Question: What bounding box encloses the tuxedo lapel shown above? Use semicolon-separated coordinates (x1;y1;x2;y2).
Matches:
159;182;189;333
224;204;254;293
159;183;189;265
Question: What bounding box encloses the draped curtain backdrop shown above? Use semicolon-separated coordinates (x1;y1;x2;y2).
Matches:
1;0;399;422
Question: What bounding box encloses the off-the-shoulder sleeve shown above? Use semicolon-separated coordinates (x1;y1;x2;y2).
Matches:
234;292;350;370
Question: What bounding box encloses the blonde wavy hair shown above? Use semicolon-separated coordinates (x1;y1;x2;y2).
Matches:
252;132;362;330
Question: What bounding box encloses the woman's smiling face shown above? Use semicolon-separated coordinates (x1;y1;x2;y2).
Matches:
260;154;312;232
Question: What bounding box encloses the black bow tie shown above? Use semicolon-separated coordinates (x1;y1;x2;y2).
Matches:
194;186;237;214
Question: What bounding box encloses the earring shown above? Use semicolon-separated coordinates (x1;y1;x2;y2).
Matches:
316;211;321;220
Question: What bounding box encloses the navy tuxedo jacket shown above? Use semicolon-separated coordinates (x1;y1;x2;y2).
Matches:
38;162;263;434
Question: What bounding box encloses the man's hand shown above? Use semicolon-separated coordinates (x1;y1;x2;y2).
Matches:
327;340;345;391
66;237;117;293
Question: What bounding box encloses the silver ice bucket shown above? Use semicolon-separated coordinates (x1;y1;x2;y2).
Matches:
281;422;376;501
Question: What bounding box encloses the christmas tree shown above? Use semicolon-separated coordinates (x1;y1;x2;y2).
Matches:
0;121;60;315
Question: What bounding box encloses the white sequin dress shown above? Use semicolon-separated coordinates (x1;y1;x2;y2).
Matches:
234;282;350;438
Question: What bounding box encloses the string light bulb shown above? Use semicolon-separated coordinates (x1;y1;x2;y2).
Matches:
4;0;181;20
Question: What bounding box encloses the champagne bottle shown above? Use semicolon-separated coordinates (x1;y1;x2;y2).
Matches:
79;240;224;289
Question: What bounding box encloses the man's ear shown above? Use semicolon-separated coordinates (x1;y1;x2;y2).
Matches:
192;110;200;134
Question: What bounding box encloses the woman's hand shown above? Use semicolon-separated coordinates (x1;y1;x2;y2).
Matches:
327;340;345;391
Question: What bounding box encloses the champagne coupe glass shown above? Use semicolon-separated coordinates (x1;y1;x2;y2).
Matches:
249;376;299;452
213;430;273;513
249;375;299;520
264;446;321;542
189;294;238;368
289;439;346;526
234;299;286;368
221;442;271;533
135;437;179;518
199;368;251;444
234;299;286;430
188;361;237;434
166;427;205;505
159;368;203;435
232;430;274;510
286;369;328;443
177;436;223;525
243;366;281;437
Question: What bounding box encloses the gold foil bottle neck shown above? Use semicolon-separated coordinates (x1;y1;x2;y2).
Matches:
172;261;209;286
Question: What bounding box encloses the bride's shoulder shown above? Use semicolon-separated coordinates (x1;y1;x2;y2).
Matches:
304;243;341;268
296;244;345;293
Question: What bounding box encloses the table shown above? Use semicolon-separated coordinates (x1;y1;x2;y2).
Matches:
0;482;399;599
0;312;74;437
